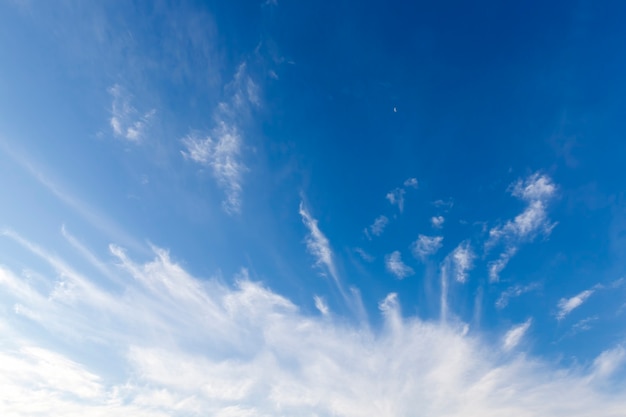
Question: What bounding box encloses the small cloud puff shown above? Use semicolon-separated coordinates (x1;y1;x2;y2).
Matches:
108;84;155;143
403;177;418;188
411;235;443;260
386;188;406;213
369;215;389;237
431;215;445;228
385;251;414;279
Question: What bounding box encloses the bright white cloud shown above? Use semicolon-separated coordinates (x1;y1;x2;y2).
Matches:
486;173;557;281
299;202;338;283
385;251;414;279
369;215;389;237
411;234;443;260
182;122;246;214
108;84;155;143
1;231;626;416
450;241;474;283
431;215;445;228
557;289;594;320
503;318;532;351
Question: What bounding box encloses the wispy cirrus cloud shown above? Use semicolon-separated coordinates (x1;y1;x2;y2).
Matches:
556;289;594;320
299;202;338;283
486;173;557;282
1;230;626;416
368;215;389;237
181;63;258;215
354;247;374;262
411;234;443;260
403;177;418;188
182;122;246;214
108;84;156;143
496;282;541;309
385;251;414;279
503;318;532;351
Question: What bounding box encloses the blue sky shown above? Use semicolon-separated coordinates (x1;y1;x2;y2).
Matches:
1;0;626;415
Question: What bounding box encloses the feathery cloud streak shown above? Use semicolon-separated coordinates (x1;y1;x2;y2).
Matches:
181;63;258;214
487;173;557;282
385;251;414;279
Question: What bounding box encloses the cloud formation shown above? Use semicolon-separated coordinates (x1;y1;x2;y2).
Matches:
1;231;626;416
385;251;414;279
108;84;155;143
403;177;418;188
557;289;594;320
299;202;338;283
496;282;541;309
386;188;406;213
486;173;557;282
181;63;258;214
503;318;532;351
411;234;443;260
182;123;246;214
431;215;445;228
368;215;389;237
450;241;475;283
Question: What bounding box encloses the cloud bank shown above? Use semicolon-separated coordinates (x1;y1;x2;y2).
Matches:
0;231;626;416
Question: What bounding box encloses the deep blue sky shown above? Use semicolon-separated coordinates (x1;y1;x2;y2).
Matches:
1;1;626;415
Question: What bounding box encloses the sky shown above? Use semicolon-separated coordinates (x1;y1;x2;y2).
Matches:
1;0;626;415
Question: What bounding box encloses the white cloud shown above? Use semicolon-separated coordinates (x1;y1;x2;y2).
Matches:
503;318;532;351
557;289;594;320
314;295;329;316
590;345;626;380
386;188;406;212
487;247;517;283
496;282;540;309
385;251;414;279
450;241;474;283
403;177;418;188
411;235;443;260
182;122;246;214
431;215;445;228
369;215;389;237
486;173;557;281
181;62;259;215
108;84;155;143
1;231;626;416
298;202;338;283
